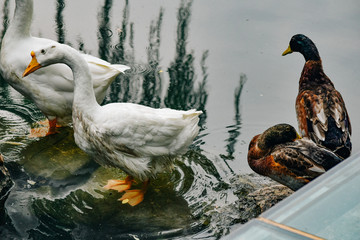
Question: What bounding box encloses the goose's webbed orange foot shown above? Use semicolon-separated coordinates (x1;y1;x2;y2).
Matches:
118;180;149;207
104;176;134;192
119;189;145;206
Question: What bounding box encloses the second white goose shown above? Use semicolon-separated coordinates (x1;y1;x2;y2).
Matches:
0;0;129;136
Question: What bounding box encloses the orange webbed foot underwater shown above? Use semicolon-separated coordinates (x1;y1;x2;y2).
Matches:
104;177;149;207
119;180;149;206
119;189;145;206
104;176;134;192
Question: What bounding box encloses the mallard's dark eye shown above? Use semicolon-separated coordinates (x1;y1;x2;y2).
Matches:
41;49;46;54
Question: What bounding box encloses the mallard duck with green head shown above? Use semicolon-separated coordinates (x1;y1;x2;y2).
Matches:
282;34;351;159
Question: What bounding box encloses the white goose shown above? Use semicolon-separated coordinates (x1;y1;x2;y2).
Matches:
0;0;129;136
23;43;202;206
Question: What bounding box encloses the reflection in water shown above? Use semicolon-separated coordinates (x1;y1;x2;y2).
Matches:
111;0;129;63
97;0;113;62
110;0;133;103
165;0;196;109
140;8;164;108
99;0;136;104
0;75;10;104
76;36;86;53
0;1;10;99
0;0;10;47
222;74;247;160
196;50;209;128
55;0;66;44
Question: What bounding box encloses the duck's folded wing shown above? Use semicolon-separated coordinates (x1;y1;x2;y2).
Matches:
330;90;352;134
296;90;327;141
296;90;351;144
272;146;325;176
287;139;343;170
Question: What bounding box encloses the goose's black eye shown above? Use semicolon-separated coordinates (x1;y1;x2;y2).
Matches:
41;49;46;54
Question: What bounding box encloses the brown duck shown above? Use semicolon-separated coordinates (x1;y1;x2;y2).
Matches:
282;34;351;159
248;124;343;191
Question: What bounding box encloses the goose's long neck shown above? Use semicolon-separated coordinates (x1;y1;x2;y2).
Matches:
6;0;33;38
62;46;99;110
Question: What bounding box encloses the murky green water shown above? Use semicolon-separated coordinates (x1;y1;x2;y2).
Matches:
1;0;360;239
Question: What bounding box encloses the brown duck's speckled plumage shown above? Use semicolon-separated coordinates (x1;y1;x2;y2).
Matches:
248;124;343;191
283;34;351;159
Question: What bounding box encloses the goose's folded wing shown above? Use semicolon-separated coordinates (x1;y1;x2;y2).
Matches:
95;104;200;156
82;53;130;81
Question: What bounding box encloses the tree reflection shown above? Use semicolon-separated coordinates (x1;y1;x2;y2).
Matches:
110;0;134;103
96;0;134;104
164;0;208;128
195;50;209;128
139;8;164;108
0;0;10;47
111;0;129;63
222;74;247;160
55;0;66;44
98;0;113;62
0;0;10;101
164;0;195;110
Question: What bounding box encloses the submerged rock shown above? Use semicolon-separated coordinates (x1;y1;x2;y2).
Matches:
242;184;293;213
204;174;293;238
233;174;293;222
0;154;13;223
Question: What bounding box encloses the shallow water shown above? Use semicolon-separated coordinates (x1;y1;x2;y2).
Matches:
0;0;360;239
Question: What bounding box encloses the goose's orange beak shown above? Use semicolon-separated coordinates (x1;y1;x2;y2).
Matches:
23;51;42;77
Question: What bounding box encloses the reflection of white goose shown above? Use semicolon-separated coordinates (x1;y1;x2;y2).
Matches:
0;0;129;136
23;43;202;206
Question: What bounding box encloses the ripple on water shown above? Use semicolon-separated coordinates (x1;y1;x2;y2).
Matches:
124;63;159;75
0;106;35;159
0;109;29;136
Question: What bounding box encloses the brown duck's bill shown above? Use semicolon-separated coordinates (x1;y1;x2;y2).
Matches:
22;51;42;77
282;45;293;56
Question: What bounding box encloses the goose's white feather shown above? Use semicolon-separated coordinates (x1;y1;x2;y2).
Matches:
0;0;129;125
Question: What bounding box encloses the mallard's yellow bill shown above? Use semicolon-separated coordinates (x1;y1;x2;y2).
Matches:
282;45;293;56
23;51;42;77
